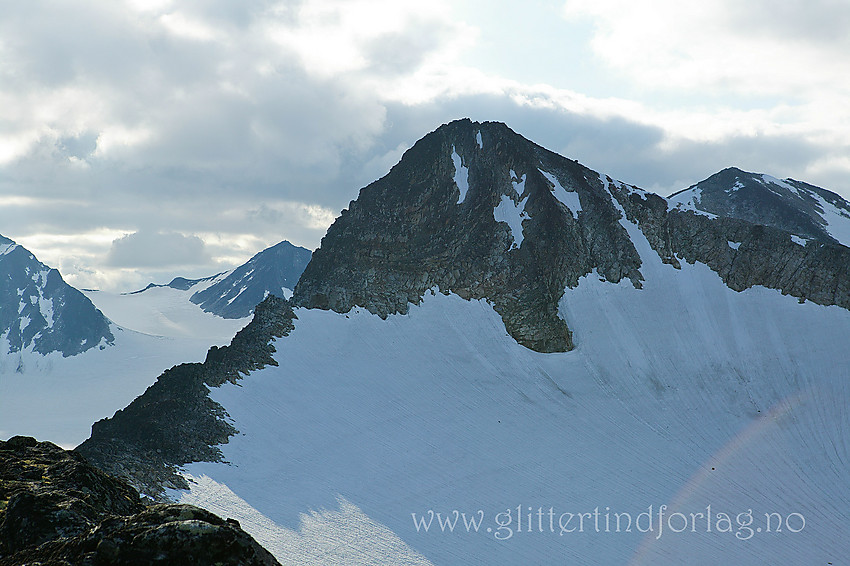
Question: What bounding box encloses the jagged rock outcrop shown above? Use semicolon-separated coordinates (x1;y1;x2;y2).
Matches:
0;234;113;357
76;295;296;499
0;436;279;565
293;119;643;352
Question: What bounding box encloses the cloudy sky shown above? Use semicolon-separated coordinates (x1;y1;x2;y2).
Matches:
2;0;849;292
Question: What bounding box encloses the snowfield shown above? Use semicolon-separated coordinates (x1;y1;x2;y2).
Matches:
174;216;850;564
666;187;719;219
82;280;247;341
0;284;249;448
807;189;850;247
451;145;469;204
540;169;581;219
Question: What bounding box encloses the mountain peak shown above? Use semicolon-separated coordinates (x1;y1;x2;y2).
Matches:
294;120;645;352
0;234;113;359
668;168;850;246
293;120;850;353
75;122;850;565
189;240;312;318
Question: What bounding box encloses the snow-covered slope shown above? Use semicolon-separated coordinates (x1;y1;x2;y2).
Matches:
0;328;226;449
78;120;850;564
84;279;249;341
169;221;850;565
0;280;249;448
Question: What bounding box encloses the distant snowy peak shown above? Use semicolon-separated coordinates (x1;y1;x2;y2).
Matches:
190;240;312;319
126;240;311;320
0;234;113;357
668;167;850;246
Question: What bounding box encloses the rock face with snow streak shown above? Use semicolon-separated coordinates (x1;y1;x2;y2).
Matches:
0;234;113;358
293;120;850;351
614;182;850;310
294;119;643;352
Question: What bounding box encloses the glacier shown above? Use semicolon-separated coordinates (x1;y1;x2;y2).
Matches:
172;212;850;564
0;282;249;448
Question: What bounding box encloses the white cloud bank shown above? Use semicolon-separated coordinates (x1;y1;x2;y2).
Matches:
106;230;210;268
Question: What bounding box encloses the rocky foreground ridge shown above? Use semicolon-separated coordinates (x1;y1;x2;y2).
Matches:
77;295;296;499
0;436;279;565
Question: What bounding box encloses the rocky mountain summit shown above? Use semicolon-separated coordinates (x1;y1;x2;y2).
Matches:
0;234;113;358
294;119;643;352
294;119;850;350
0;436;279;565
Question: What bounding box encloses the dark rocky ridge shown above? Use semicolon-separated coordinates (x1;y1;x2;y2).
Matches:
76;295;296;500
293;119;643;352
0;436;279;565
0;234;113;358
611;182;850;310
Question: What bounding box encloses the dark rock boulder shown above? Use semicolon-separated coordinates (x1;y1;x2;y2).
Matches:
0;436;279;565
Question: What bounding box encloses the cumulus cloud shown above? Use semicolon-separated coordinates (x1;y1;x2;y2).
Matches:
554;0;850;193
561;0;850;95
106;230;210;268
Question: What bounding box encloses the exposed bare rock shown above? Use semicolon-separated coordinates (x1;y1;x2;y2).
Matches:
76;295;296;500
0;436;279;566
